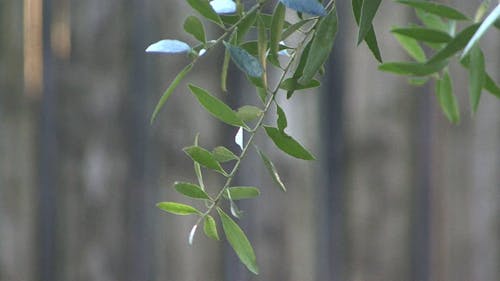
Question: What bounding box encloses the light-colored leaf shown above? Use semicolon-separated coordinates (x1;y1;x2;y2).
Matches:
468;45;485;114
224;187;260;200
270;3;286;64
235;127;244;151
280;78;321;91
236;105;263;122
145;39;191;53
379;61;446;76
279;0;327;16
397;0;469;20
217;208;259;274
183;146;226;175
174;181;210;199
436;70;460;124
212;146;239;162
391;26;453;43
189;84;245;127
257;148;286;192
188;224;198;245
157;202;200;215
209;0;237;14
203;215;220;240
393;33;426;62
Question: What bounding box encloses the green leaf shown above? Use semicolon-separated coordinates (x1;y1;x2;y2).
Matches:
276;104;287;132
189;84;245;127
257;14;268;69
203;215;220;240
427;24;480;64
287;41;312;98
269;3;286;64
357;0;382;44
217;208;259;274
415;9;449;32
299;7;338;85
186;0;223;26
223;42;263;78
236;105;263;122
151;64;193;123
391;26;453;43
436;70;460;124
396;0;469;20
352;0;382;62
157;202;200;215
468;45;485;114
237;9;258;44
281;18;313;40
485;75;500;98
174;181;210;199
224;187;260;200
393;33;426;62
379;61;446;76
280;78;321;91
183;146;226;174
264;126;315;160
184;16;206;43
221;31;237;92
193;134;205;190
212;146;239;162
462;4;500;58
256;148;286;191
408;77;429;86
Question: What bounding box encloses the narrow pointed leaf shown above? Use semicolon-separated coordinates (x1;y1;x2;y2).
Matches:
270;3;286;63
357;0;382;44
280;78;320;91
257;148;286;191
391;27;453;43
203;215;220;240
436;71;460;124
184;16;206;43
183;146;226;174
189;84;244;127
353;0;382;62
223;187;261;200
174;182;210;199
468;46;485;114
224;42;263;78
396;0;469;20
212;146;239;162
299;7;338;84
288;41;312;98
415;9;449;32
264;126;315;160
151;64;193;123
484;75;500;98
237;9;258;44
187;0;223;26
157;202;200;215
393;33;426;62
279;0;327;16
462;4;500;58
236;105;263;122
217;208;259;274
276;104;287;132
427;24;480;64
282;18;313;40
379;61;446;76
193;134;205;190
188;224;198;245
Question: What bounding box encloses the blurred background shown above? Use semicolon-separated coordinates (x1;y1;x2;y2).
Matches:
1;0;499;280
